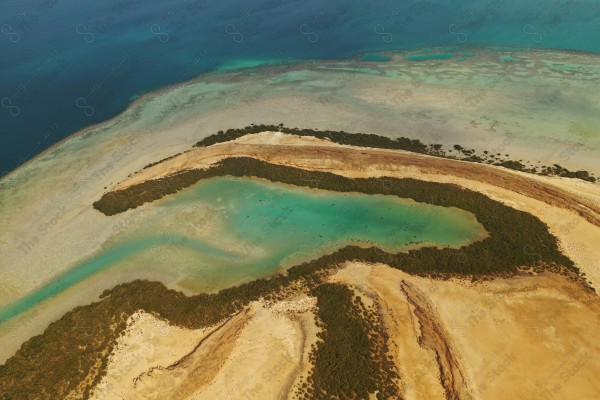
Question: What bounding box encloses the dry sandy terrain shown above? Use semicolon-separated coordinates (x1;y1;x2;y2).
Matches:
91;262;600;400
91;296;318;400
335;262;600;400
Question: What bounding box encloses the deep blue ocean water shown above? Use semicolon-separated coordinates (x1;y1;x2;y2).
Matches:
1;0;599;175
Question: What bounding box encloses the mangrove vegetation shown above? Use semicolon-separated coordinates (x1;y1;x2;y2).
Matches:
193;124;596;182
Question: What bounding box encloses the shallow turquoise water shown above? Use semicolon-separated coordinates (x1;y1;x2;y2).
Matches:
0;177;484;322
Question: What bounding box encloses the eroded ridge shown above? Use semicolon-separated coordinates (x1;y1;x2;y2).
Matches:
401;281;471;400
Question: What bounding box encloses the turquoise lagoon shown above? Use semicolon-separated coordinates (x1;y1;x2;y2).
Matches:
0;177;485;322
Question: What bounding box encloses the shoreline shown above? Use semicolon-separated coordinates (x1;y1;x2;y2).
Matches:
3;44;600;184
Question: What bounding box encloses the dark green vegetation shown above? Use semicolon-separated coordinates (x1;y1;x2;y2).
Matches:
194;124;435;154
299;284;400;399
1;154;584;399
194;124;429;154
193;124;596;182
142;153;183;170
